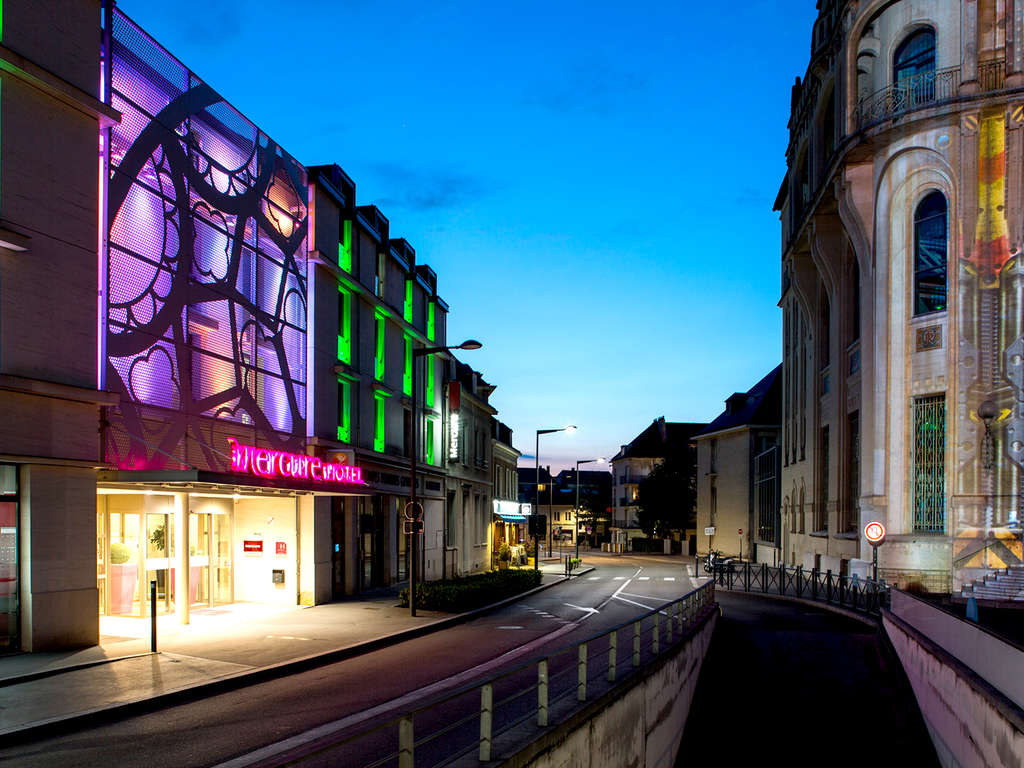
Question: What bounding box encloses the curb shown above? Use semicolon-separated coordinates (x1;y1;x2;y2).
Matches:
2;568;591;744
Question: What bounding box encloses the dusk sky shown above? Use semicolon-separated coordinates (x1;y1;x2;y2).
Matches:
120;0;819;472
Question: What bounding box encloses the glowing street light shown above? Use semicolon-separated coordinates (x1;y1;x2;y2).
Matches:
534;425;576;570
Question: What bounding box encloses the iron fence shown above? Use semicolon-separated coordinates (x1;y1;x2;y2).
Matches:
713;561;889;618
258;580;716;767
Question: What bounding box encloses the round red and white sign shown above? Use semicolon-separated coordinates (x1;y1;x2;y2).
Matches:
864;521;886;545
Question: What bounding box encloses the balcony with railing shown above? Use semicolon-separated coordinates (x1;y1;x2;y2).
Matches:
856;60;1006;130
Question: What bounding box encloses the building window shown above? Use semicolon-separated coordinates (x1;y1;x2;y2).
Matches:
337;379;352;443
373;393;387;453
404;279;413;323
337;287;352;365
799;485;806;533
709;479;717;525
709;439;718;473
820;293;830;369
842;411;859;533
426;418;435;465
914;191;948;315
816;427;829;531
339;219;353;273
894;28;936;92
425;353;434;407
374;313;386;381
375;252;386;297
427;301;436;342
912;395;946;533
403;335;412;397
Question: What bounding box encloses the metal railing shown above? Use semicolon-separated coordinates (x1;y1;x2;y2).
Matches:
275;580;716;767
713;561;889;618
857;60;1006;130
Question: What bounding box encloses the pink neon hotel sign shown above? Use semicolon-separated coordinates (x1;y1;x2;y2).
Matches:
227;438;365;485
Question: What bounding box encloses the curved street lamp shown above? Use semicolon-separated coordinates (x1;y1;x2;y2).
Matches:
574;457;605;559
534;425;576;570
409;339;482;616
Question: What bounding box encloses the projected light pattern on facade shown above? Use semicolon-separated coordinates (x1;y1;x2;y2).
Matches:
103;10;307;470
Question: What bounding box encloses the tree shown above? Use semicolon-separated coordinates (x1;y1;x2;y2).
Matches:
634;452;697;538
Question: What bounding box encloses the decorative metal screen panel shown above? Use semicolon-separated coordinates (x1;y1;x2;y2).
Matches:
913;395;946;533
103;10;307;471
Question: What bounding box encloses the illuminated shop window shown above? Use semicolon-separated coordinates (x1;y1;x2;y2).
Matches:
337;378;352;443
337;287;352;365
339;219;352;273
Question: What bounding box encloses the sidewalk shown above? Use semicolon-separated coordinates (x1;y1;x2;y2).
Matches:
0;562;583;742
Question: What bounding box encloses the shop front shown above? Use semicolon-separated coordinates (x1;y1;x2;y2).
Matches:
96;442;370;624
492;500;532;567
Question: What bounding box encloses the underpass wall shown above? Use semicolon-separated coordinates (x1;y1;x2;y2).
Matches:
883;610;1024;768
500;606;718;768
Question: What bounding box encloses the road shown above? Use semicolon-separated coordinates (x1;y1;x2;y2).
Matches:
0;555;700;768
677;591;937;766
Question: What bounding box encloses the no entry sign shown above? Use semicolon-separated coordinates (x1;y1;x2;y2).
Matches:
864;521;886;545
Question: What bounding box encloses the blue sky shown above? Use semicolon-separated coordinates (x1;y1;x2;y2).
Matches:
120;0;818;471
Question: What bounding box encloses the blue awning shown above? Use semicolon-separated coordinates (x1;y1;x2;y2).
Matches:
495;512;527;522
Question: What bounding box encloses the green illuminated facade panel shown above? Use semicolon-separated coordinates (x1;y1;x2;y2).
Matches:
403;335;412;396
339;219;352;273
337;287;352;364
375;313;385;381
373;392;387;453
336;379;352;443
425;353;434;406
404;279;413;323
427;301;435;342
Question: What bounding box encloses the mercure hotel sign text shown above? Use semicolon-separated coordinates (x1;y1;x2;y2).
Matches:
227;438;364;485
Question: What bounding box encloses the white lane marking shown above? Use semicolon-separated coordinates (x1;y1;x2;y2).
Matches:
597;568;642;611
664;577;676;581
638;576;650;581
266;635;311;641
497;626;523;630
214;620;581;768
613;576;626;581
588;577;600;580
564;603;599;616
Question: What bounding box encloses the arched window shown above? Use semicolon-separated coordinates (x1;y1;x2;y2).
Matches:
914;191;948;315
894;29;936;106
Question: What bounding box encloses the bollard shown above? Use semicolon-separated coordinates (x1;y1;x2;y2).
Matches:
150;580;157;653
480;683;493;762
538;659;548;727
398;716;414;768
633;620;641;667
653;612;660;654
608;630;617;682
577;642;587;701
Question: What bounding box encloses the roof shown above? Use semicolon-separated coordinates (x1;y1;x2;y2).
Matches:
696;365;782;438
610;418;707;462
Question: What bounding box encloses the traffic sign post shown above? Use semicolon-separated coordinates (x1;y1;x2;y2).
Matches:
864;521;886;582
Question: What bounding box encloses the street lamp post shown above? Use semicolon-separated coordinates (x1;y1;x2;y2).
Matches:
535;426;576;571
574;457;603;560
409;338;482;617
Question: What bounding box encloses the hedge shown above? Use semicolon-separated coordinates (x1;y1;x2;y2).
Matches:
399;567;543;612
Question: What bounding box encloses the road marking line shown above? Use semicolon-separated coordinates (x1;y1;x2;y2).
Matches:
213;621;582;768
597;568;642;611
613;594;656;610
638;576;650;581
497;626;524;630
588;577;600;580
613;576;626;580
664;577;676;581
564;603;599;616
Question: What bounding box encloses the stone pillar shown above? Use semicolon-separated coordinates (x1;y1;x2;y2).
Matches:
962;0;980;92
174;492;189;624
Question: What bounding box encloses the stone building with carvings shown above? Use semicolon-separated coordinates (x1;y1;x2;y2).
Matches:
778;0;1024;591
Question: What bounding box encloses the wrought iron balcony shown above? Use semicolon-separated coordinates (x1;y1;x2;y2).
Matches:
857;60;1005;130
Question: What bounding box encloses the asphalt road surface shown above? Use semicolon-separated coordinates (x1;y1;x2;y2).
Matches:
1;555;700;768
677;591;937;766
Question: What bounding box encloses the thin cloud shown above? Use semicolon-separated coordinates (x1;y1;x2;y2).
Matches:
526;60;647;115
369;163;489;212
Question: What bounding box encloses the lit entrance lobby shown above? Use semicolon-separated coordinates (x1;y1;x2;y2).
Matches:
97;485;316;627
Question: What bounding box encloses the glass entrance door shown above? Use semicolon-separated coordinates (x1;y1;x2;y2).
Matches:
145;512;172;615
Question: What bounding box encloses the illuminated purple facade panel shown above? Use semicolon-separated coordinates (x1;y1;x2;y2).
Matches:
104;10;307;471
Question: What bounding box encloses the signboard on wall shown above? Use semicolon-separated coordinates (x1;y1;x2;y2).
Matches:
228;438;364;486
275;541;287;556
243;540;263;554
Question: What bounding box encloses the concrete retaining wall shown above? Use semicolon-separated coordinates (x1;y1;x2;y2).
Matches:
499;606;718;768
883;610;1024;768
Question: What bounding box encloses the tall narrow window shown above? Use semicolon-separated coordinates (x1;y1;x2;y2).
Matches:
427;301;436;342
844;411;859;533
823;90;836;160
336;379;352;443
425;353;435;407
914;191;948;315
337;287;352;365
375;252;386;297
913;395;946;532
373;393;388;453
894;28;936;105
426;418;435;465
820;293;831;369
817;427;829;531
403;335;412;396
374;313;386;381
339;219;353;273
404;279;413;323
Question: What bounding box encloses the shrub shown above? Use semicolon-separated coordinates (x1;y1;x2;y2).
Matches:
110;542;132;564
400;568;542;612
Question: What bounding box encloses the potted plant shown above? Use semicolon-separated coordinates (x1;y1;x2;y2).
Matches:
108;541;137;614
497;542;512;570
